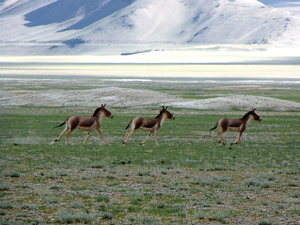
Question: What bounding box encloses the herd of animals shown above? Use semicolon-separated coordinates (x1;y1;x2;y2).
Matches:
53;104;262;146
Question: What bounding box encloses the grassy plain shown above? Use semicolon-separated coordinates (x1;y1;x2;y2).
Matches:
1;79;300;224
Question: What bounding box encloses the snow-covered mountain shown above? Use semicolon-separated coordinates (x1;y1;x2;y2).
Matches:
0;0;300;55
259;0;300;14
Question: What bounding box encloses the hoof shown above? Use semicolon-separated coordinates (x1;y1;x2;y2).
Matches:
122;141;126;145
219;141;225;145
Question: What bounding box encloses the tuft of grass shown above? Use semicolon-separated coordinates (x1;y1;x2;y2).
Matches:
243;178;263;187
4;171;21;178
95;195;110;202
290;191;300;198
258;221;273;225
0;185;10;191
137;170;151;176
128;215;161;225
49;185;63;190
58;210;97;223
100;212;114;220
130;196;144;205
195;211;231;223
0;202;13;209
21;204;38;211
70;202;85;209
142;178;154;184
156;202;165;209
71;186;87;191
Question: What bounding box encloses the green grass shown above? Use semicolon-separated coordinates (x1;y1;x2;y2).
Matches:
1;106;300;224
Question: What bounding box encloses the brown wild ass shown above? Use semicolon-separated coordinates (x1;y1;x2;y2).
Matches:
122;106;175;146
210;109;262;145
53;104;113;144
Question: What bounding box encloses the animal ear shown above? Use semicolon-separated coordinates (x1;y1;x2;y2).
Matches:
103;103;106;108
162;106;165;110
166;106;168;110
253;108;256;111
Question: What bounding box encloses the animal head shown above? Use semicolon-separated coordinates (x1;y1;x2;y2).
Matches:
250;109;262;122
160;106;175;120
93;104;113;118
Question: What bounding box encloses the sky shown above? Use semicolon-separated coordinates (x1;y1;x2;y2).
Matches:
259;0;300;14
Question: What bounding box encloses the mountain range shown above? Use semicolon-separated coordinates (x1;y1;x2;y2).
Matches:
0;0;300;55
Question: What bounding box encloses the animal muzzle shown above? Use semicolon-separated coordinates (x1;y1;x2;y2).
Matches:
258;118;262;122
172;116;175;120
110;115;114;119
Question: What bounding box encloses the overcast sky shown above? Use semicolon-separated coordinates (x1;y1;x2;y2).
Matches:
259;0;300;14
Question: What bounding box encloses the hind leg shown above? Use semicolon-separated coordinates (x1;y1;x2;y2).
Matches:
122;129;131;144
65;128;75;144
53;122;69;144
122;129;136;144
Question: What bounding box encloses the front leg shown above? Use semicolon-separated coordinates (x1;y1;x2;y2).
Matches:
96;129;108;145
84;132;91;144
155;130;160;146
140;132;152;145
231;132;243;145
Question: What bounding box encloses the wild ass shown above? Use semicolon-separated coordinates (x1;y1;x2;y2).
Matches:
122;106;175;146
53;104;113;145
210;109;262;145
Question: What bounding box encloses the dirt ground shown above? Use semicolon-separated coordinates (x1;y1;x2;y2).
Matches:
1;86;299;111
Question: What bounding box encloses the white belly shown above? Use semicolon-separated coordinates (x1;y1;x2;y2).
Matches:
141;127;155;132
77;126;95;132
228;126;240;132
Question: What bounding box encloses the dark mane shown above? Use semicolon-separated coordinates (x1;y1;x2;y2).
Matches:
242;111;252;119
93;107;102;117
155;109;165;118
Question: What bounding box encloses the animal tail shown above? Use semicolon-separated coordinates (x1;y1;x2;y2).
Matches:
209;122;218;136
125;120;132;130
53;120;67;128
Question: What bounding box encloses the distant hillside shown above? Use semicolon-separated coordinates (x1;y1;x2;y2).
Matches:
0;0;300;55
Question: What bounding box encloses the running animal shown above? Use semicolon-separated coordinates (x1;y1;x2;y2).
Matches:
122;106;175;146
210;109;262;145
53;104;113;145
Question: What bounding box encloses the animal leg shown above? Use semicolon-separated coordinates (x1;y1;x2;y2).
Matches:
65;128;75;144
217;130;226;145
140;132;152;145
84;132;91;144
231;132;243;145
53;122;69;144
122;129;131;144
155;130;160;146
123;129;137;144
96;128;108;145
